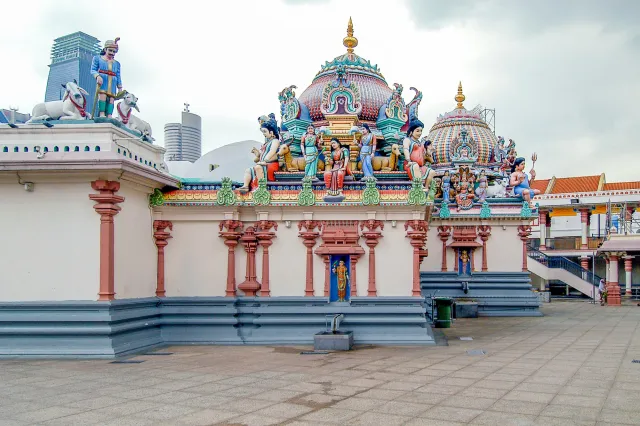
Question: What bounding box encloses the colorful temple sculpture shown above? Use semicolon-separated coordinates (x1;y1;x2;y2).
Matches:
0;21;542;358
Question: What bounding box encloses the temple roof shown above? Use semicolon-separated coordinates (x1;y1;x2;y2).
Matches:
529;173;640;195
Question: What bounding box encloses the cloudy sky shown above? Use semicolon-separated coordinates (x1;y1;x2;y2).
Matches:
2;0;638;181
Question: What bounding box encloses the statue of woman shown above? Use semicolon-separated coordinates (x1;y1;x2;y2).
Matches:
332;259;349;302
323;138;350;196
238;115;281;193
402;119;435;190
509;157;540;207
441;171;451;203
475;170;488;202
359;123;377;178
300;124;320;179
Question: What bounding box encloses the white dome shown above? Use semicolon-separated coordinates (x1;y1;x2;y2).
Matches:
165;160;195;178
185;140;262;182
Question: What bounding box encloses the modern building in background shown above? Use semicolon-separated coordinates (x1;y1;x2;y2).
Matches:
44;32;101;111
164;104;202;163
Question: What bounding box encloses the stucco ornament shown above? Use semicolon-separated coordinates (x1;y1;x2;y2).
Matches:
114;92;154;141
216;177;237;206
297;176;316;206
362;176;380;205
520;200;532;218
439;200;451;219
27;81;91;122
407;177;427;206
426;178;437;204
480;201;492;218
149;188;164;207
252;178;271;206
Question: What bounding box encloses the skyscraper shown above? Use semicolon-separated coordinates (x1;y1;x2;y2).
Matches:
44;32;101;112
164;104;202;163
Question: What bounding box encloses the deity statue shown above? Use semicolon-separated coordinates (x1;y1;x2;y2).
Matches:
324;138;351;197
509;157;540;207
359;123;377;178
332;259;349;302
455;173;474;211
403;119;436;191
441;170;452;203
475;170;488;202
90;37;123;118
494;136;506;164
459;250;471;275
238;115;281;193
300;124;321;179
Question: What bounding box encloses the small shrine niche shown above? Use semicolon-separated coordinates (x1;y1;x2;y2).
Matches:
447;226;482;275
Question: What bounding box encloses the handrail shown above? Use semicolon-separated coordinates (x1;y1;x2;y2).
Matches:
527;245;602;287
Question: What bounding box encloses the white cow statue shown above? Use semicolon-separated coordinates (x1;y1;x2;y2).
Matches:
486;177;509;198
27;81;91;123
114;92;154;141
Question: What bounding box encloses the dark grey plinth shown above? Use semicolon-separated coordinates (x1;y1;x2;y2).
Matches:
455;302;479;318
323;194;345;203
314;331;354;351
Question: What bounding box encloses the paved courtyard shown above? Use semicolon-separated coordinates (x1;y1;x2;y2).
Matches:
1;300;639;426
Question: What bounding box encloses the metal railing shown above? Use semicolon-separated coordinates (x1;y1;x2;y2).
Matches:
527;245;602;287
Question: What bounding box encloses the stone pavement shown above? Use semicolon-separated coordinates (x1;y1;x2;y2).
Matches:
0;300;639;426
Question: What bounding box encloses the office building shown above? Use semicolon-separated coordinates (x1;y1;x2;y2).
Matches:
164;104;202;163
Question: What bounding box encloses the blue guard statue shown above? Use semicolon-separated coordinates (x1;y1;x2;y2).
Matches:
91;37;124;118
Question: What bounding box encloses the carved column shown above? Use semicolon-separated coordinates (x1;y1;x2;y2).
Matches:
219;220;243;297
255;221;278;297
477;225;492;272
624;256;633;296
607;253;622;306
437;226;451;272
361;220;384;296
350;257;359;296
89;180;125;301
323;256;330;297
405;220;429;297
238;227;261;296
539;211;548;250
518;225;532;272
298;221;322;297
153;221;173;297
580;209;590;249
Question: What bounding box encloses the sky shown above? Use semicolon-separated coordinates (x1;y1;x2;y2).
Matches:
2;0;638;181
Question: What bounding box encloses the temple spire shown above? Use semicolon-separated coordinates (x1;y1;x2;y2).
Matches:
455;81;466;109
343;17;358;54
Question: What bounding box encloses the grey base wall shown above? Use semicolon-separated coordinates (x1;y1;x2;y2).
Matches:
421;272;542;318
0;296;434;359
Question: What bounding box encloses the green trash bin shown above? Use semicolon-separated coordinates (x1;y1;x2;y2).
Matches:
434;297;454;328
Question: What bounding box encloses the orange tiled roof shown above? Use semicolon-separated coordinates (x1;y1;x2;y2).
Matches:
603;181;640;191
530;179;549;193
550;175;601;194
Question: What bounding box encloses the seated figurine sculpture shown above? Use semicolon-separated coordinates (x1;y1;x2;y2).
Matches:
509;157;540;207
324;138;351;198
402;119;436;191
238;115;281;193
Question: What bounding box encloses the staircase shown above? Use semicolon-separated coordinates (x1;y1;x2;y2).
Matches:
527;246;601;299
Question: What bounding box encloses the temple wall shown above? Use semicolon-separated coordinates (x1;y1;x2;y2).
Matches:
375;226;413;296
0;181;99;301
114;184;157;299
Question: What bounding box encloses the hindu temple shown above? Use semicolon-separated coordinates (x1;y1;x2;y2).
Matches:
0;19;543;358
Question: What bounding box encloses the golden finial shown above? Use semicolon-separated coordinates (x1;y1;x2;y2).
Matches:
343;17;358;54
455;81;466;109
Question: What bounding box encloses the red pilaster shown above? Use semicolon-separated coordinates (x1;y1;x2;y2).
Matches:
477;225;491;272
518;225;532;272
437;226;451;272
405;220;429;297
323;256;330;297
350;256;359;296
298;220;322;297
219;220;243;297
255;220;278;297
607;254;621;306
238;227;261;296
153;220;173;297
361;220;384;296
89;180;125;301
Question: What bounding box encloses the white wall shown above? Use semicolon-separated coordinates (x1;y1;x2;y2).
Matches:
114;184;157;299
0;182;99;301
375;225;413;296
164;221;228;297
